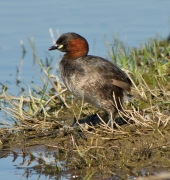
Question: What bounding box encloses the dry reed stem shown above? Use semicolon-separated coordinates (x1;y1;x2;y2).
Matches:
0;94;32;102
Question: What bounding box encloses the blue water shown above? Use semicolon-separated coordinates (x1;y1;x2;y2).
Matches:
0;0;170;179
1;1;170;93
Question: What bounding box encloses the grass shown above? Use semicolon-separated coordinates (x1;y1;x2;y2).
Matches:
0;36;170;179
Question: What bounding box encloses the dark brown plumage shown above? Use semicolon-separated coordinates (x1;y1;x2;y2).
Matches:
49;32;132;127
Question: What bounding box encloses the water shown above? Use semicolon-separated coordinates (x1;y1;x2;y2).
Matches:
0;0;170;179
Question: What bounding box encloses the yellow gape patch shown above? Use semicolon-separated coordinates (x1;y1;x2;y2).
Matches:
58;44;63;49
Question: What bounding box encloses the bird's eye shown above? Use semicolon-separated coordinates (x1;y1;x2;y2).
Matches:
63;41;67;44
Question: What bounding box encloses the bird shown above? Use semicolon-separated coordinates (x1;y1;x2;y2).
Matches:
48;32;132;127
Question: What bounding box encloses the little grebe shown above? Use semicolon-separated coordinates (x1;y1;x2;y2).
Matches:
48;32;132;127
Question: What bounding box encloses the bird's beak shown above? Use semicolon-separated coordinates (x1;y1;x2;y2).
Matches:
48;44;58;51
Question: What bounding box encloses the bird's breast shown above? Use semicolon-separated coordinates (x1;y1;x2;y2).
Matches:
59;59;86;98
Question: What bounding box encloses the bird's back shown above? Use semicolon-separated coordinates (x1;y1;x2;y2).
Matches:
60;55;132;111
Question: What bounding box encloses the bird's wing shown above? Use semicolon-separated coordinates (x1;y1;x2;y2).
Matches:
82;55;132;92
